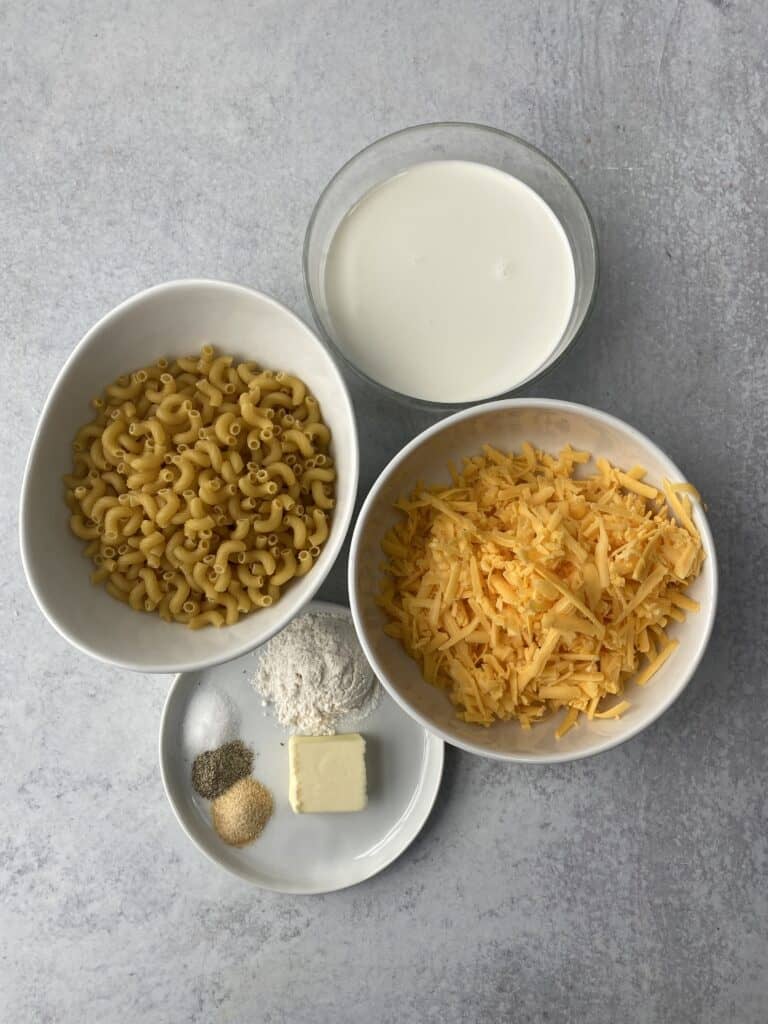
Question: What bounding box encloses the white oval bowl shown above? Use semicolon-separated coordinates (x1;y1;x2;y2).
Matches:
349;399;717;763
20;280;359;673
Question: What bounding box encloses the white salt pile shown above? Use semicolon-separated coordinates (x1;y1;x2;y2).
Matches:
183;687;240;757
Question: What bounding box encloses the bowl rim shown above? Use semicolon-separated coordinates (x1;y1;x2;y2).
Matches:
348;396;719;763
19;278;360;674
158;599;445;893
303;120;600;411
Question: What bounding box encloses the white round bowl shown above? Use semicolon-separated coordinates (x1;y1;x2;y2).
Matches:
349;399;718;763
20;280;359;673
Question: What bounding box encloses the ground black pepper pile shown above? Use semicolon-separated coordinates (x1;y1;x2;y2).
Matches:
191;740;253;799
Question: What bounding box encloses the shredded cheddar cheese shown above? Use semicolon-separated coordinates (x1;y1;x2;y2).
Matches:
378;444;705;735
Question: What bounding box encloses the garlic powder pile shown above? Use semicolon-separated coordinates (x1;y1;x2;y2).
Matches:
252;611;380;734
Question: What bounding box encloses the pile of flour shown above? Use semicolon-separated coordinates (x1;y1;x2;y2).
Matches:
252;611;380;734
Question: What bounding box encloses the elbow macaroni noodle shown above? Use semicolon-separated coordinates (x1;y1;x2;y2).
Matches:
64;347;335;628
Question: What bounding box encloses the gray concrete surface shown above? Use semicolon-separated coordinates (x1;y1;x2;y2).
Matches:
2;1;767;1021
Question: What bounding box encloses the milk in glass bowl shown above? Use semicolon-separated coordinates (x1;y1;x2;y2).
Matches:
304;123;598;408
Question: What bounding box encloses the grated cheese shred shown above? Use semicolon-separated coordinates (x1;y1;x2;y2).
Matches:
378;444;705;736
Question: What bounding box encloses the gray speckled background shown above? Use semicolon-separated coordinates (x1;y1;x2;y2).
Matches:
3;1;767;1021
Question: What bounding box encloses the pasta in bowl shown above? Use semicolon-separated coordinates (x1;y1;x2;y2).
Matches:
66;348;335;629
21;280;358;671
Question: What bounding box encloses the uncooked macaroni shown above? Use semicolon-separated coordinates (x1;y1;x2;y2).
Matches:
63;348;335;627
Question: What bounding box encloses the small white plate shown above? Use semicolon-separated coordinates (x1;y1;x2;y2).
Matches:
159;601;444;893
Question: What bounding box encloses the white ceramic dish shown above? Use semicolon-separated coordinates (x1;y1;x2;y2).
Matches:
349;399;718;763
159;601;444;892
19;280;359;673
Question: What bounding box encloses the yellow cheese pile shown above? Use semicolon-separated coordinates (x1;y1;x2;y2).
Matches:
378;443;704;737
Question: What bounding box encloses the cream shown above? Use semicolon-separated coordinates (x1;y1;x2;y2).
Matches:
323;160;576;403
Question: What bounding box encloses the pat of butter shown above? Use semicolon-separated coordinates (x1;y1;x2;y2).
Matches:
288;734;367;814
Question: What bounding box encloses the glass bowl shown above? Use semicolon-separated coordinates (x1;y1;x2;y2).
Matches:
303;122;599;410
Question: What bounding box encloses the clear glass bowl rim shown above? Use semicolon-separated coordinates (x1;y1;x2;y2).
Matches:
302;120;600;412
